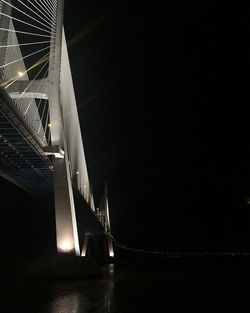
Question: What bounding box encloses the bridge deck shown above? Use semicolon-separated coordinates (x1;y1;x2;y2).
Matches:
0;91;53;194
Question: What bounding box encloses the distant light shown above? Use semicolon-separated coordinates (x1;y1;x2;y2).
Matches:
48;123;52;128
17;71;24;77
245;198;250;205
76;171;79;175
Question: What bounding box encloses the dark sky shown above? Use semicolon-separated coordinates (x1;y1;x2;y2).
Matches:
63;1;250;251
1;1;250;254
64;0;162;248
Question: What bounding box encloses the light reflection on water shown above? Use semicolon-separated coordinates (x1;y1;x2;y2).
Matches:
48;279;114;313
49;292;82;313
0;263;169;313
0;267;115;313
45;263;115;313
0;261;247;312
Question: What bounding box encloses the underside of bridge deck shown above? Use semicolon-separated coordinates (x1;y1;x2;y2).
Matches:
0;87;53;194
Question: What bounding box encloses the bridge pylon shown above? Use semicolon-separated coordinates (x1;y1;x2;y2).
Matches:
0;0;94;257
99;183;115;258
47;0;80;256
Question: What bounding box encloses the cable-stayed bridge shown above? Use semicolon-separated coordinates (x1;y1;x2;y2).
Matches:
0;0;114;258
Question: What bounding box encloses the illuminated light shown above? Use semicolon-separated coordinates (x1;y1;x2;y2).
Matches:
50;293;80;312
17;71;24;77
108;263;115;273
76;171;79;175
81;233;89;257
108;236;115;257
60;240;73;252
48;123;52;128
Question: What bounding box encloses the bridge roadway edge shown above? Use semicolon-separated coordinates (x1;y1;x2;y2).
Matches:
0;86;53;193
0;87;47;155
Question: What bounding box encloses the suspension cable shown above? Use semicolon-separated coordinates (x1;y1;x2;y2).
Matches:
38;99;47;134
18;59;49;104
0;40;51;48
4;52;49;89
17;0;56;29
111;235;164;256
33;67;49;121
45;0;58;13
0;27;55;38
43;101;50;142
42;0;57;18
21;61;49;120
0;12;52;34
2;0;55;32
111;235;250;257
0;45;51;69
26;0;56;28
32;0;57;25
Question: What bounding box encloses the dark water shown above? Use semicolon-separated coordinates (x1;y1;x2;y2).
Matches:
0;259;249;312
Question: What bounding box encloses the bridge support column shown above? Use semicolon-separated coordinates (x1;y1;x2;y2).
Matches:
47;0;81;256
81;233;90;257
107;234;114;258
53;156;80;256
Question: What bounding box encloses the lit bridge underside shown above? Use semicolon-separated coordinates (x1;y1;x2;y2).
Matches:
0;87;53;194
0;0;114;258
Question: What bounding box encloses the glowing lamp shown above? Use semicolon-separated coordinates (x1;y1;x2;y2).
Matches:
109;250;114;257
17;71;24;77
60;240;73;252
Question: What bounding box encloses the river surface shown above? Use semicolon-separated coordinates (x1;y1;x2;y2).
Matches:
0;259;248;312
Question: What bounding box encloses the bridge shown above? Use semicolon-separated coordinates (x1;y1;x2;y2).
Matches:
0;0;114;258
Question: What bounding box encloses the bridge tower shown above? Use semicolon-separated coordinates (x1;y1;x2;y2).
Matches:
46;0;80;256
0;0;93;256
97;183;115;258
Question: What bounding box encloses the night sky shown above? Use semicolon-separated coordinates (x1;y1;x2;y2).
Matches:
1;1;250;255
63;1;250;251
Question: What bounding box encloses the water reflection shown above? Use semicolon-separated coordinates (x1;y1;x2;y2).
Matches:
47;284;114;313
104;282;114;312
108;263;115;274
0;263;168;313
49;292;81;313
48;266;114;313
1;261;246;312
